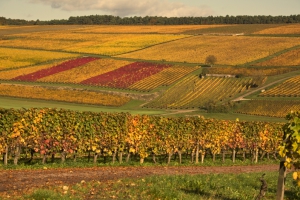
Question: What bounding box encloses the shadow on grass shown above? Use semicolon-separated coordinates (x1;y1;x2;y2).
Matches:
285;190;300;200
181;188;240;200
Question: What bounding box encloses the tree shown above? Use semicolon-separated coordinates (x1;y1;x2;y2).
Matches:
205;55;217;67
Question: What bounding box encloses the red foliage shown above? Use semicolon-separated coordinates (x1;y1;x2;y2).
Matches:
80;62;170;88
12;57;99;81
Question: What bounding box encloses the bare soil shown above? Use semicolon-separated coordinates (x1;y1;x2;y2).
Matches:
0;164;280;194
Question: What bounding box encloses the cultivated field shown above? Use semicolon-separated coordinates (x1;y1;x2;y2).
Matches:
253;24;300;34
1;23;300;199
0;47;79;70
0;24;300;119
117;35;300;65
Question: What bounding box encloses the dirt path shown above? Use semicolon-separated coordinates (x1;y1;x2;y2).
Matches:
0;164;280;193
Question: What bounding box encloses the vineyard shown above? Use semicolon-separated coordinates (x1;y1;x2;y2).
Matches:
253;24;300;35
259;75;300;97
255;47;300;67
0;84;130;107
117;35;300;65
80;62;170;88
0;47;79;70
202;66;300;76
234;100;300;118
145;76;256;109
38;58;133;84
128;65;199;91
0;108;284;165
0;31;188;56
11;57;99;81
74;24;230;34
0;24;300;120
1;22;300;200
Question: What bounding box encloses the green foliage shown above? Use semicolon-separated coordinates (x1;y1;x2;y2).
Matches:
279;111;300;186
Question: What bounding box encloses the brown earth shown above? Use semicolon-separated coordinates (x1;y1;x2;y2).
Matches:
0;164;280;194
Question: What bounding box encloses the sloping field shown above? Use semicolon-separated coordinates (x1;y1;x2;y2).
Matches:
0;84;130;107
182;24;284;35
12;57;99;81
255;48;300;66
259;75;300;97
81;62;170;88
116;35;300;65
75;25;230;34
0;48;80;70
235;100;300;118
203;66;300;76
253;24;300;34
38;58;133;83
128;65;199;91
0;60;68;80
0;25;89;36
0;32;188;55
145;76;255;109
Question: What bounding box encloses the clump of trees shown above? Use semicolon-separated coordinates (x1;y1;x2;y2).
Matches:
205;55;217;67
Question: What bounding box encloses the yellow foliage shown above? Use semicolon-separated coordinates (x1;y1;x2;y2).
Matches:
0;48;79;70
255;48;300;67
259;75;300;97
128;65;199;91
0;84;130;107
117;35;300;65
0;31;188;56
147;76;254;109
293;171;298;180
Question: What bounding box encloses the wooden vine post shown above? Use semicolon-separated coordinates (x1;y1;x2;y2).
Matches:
276;157;286;200
277;111;300;200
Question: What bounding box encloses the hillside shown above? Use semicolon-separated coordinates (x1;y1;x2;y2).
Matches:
0;24;300;122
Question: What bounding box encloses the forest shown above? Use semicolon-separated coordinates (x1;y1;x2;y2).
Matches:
1;14;300;25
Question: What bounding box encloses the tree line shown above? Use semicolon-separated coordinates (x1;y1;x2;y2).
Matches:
1;14;300;25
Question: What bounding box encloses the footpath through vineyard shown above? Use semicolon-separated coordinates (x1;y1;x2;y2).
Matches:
0;164;280;193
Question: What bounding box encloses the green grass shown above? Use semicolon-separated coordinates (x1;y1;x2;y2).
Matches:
0;96;166;115
0;151;280;170
5;171;300;200
0;95;289;122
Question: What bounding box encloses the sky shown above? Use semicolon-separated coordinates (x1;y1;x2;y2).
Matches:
0;0;299;21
